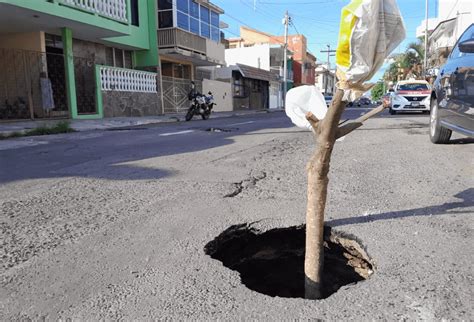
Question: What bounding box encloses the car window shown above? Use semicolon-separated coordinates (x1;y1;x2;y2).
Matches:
397;84;429;91
324;96;332;100
450;24;474;59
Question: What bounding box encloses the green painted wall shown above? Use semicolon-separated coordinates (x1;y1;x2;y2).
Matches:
3;0;160;66
107;0;159;67
61;28;78;119
1;0;131;36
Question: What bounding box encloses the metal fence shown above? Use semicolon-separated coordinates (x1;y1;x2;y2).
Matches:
161;76;202;114
74;56;97;115
0;48;69;120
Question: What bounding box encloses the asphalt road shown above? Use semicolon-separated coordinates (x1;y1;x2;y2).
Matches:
0;108;473;320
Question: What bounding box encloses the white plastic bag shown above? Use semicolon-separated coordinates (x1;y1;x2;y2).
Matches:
336;0;406;99
285;85;327;131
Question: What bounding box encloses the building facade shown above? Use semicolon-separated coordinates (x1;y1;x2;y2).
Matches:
224;43;293;109
315;65;336;96
214;63;279;111
0;0;161;120
228;26;316;87
417;0;474;71
157;0;226;113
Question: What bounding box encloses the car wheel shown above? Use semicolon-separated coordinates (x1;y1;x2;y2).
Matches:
389;107;396;115
429;98;451;144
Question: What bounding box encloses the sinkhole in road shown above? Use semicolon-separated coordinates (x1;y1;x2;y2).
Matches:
205;224;374;299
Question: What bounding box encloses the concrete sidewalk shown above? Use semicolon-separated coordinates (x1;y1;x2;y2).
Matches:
0;109;282;136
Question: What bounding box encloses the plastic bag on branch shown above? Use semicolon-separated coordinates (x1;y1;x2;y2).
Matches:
336;0;406;101
285;85;328;131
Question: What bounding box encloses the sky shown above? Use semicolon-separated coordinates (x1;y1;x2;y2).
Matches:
212;0;438;81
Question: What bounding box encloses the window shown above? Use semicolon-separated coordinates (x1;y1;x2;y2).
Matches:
105;47;114;66
106;48;133;69
200;22;210;38
233;74;247;98
124;51;133;69
189;1;199;19
158;0;173;29
161;62;191;79
211;27;220;42
131;0;139;26
200;5;210;23
177;0;188;13
158;11;173;28
114;49;124;68
190;18;200;34
450;25;474;59
177;11;189;30
45;34;63;49
158;0;172;10
211;11;219;27
398;83;429;91
171;1;220;40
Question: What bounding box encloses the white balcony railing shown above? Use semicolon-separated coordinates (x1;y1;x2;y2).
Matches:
61;0;128;23
100;66;157;93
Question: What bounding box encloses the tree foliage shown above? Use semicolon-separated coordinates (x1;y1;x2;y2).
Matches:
371;82;385;101
384;38;425;82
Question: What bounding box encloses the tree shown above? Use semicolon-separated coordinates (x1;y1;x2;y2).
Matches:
371;82;385;101
384;39;425;82
304;91;387;299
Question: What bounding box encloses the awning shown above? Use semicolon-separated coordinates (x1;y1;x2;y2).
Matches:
235;63;280;82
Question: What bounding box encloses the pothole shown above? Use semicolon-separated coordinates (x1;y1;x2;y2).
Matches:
107;127;148;131
205;127;237;133
205;224;374;299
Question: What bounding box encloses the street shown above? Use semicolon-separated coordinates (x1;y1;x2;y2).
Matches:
1;109;473;320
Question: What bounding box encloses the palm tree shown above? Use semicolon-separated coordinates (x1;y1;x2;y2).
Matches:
406;40;425;61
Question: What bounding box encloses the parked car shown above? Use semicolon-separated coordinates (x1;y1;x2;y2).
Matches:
352;96;371;107
430;23;474;143
324;95;333;107
390;80;431;114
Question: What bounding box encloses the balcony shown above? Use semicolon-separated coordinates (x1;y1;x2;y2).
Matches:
0;0;131;41
158;28;225;66
59;0;128;23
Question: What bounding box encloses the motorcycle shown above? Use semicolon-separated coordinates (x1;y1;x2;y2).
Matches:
185;81;215;121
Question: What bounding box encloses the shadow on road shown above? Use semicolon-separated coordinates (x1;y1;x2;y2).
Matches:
0;115;293;184
326;188;473;227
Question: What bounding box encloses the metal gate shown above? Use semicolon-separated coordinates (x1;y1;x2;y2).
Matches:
74;56;97;115
162;76;202;114
0;48;69;120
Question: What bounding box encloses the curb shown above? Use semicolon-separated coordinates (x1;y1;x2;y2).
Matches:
0;109;284;138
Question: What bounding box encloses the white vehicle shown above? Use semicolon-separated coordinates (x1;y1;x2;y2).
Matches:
390;80;431;115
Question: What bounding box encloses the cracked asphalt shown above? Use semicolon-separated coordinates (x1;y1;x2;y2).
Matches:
0;110;473;320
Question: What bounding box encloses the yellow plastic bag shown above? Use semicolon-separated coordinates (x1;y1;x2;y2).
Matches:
336;0;406;98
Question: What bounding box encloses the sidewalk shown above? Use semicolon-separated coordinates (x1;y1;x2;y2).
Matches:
0;109;283;137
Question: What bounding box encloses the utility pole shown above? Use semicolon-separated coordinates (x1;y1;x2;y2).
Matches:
282;10;289;107
320;44;336;95
423;0;429;78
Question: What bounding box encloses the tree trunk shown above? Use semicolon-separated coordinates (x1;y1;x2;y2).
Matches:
304;88;346;299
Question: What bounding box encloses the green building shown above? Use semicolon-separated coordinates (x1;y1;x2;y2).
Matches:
0;0;161;120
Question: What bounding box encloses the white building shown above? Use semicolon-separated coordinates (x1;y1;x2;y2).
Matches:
315;64;336;96
418;0;474;70
223;44;293;109
416;0;473;38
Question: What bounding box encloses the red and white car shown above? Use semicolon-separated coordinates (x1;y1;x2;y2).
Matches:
390;80;431;115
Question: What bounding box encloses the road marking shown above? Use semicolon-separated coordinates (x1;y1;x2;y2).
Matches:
159;130;194;137
227;121;255;126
